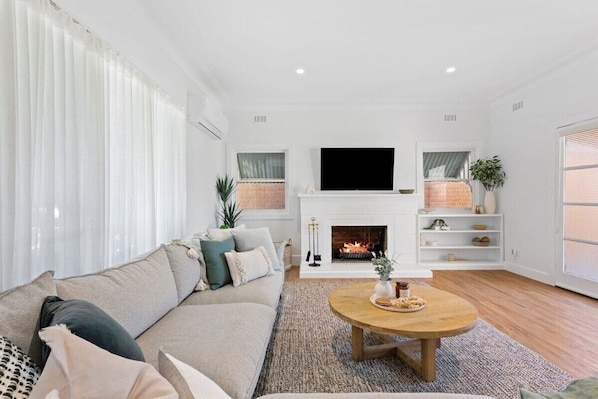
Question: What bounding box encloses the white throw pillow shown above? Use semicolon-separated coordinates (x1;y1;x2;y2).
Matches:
231;227;281;270
206;224;246;241
224;247;274;286
29;325;177;399
158;349;232;399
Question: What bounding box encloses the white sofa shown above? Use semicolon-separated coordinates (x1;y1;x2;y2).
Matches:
0;237;493;399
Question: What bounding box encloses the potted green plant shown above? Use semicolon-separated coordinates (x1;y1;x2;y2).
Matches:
469;155;506;214
215;175;243;228
372;253;396;298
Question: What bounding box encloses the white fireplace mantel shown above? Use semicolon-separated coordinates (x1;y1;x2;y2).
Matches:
298;192;432;278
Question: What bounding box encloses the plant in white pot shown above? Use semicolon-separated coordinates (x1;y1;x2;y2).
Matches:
372;252;396;298
215;175;243;228
469;155;506;214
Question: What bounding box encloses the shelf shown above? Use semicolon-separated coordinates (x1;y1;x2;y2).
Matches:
417;213;504;268
419;229;500;233
420;245;500;250
418;260;505;269
418;213;503;218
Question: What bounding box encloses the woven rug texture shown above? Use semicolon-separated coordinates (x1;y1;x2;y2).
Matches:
253;281;574;399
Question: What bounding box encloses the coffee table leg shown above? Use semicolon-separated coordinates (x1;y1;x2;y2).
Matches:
351;326;364;361
420;338;438;381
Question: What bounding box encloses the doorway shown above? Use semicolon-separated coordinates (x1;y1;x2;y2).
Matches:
556;118;598;299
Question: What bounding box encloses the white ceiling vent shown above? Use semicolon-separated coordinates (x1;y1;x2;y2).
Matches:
512;101;524;112
444;114;457;122
254;115;267;123
186;93;229;140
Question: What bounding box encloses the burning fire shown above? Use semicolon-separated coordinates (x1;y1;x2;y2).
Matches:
340;241;371;254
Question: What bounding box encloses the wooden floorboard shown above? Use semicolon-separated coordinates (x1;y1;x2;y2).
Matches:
285;267;598;379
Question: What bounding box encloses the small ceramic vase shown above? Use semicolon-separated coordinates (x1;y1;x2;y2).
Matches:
374;280;394;298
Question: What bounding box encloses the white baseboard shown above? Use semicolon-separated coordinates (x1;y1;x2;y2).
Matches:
505;261;554;285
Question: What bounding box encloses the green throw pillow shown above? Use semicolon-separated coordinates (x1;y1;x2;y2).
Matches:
520;377;598;399
39;296;145;365
200;236;235;289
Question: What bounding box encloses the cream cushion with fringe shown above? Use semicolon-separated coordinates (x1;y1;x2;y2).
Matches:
224;246;274;287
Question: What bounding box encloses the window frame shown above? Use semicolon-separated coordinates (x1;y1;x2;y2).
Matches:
416;141;483;211
227;143;293;220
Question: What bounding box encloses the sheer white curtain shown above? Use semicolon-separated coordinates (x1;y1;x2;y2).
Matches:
0;0;186;290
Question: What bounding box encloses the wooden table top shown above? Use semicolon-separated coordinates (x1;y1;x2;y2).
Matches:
328;282;479;339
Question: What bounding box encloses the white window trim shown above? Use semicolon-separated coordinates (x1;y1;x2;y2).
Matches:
227;143;293;220
416;141;483;211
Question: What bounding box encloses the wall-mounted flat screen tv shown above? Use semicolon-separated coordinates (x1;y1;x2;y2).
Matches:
320;147;395;191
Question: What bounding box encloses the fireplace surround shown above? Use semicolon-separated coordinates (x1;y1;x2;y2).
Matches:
299;192;431;278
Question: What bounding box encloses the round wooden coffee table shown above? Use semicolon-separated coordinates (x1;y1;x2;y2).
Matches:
328;282;478;381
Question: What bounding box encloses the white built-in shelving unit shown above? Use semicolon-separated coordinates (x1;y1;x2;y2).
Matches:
417;213;504;269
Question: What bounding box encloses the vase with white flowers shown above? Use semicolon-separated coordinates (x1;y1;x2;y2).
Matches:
372;252;396;298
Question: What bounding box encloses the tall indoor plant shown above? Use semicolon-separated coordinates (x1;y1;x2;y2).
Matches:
469;155;506;214
215;175;243;228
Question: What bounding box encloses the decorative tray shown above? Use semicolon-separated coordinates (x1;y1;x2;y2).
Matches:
369;294;427;313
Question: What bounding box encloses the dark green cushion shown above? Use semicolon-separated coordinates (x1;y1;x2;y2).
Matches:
39;296;145;365
520;377;598;398
200;236;235;289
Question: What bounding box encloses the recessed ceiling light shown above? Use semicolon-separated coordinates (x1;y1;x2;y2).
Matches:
446;66;456;74
296;68;305;75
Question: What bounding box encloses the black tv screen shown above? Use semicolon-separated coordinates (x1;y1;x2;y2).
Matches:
320;147;395;191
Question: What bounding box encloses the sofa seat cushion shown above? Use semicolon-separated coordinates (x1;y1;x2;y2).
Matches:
55;246;178;338
136;303;276;399
179;270;284;309
0;270;57;366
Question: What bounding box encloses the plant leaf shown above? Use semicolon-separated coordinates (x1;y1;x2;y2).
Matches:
215;175;236;203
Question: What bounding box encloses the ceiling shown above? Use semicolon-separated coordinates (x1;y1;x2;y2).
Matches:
60;0;598;106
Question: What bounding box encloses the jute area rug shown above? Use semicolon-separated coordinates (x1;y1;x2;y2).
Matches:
253;281;574;399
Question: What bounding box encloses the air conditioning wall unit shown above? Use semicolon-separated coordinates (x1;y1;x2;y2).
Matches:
186;93;229;140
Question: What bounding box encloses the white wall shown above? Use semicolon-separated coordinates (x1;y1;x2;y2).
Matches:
227;104;491;263
50;1;598;279
186;126;224;234
489;48;598;284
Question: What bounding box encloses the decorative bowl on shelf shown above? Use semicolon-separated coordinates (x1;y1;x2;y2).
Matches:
472;236;490;246
473;224;487;230
398;189;415;194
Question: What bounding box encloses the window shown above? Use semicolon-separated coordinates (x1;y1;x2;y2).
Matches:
423;151;473;209
417;142;481;210
229;145;291;219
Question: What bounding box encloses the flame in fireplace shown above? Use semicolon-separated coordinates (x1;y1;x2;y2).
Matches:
340;241;372;254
